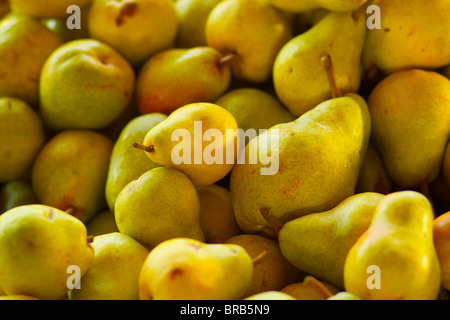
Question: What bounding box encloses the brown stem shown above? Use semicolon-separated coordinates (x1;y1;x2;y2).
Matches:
133;143;155;153
321;54;343;99
87;235;94;244
260;207;284;237
252;251;268;266
217;54;236;68
64;206;77;216
304;276;333;300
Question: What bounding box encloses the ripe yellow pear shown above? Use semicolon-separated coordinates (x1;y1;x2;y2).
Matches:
139;238;253;300
344;191;441;300
10;0;91;18
245;291;296;300
135;103;239;186
280;276;338;300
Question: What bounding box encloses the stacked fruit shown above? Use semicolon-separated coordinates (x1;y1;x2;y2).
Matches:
0;0;449;301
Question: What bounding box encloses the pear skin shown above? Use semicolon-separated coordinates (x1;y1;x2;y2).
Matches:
433;211;450;290
88;0;178;67
344;191;441;300
115;167;205;249
0;205;94;300
368;69;450;189
196;184;242;244
205;0;293;83
85;210;119;237
273;10;366;117
0;14;63;106
136;47;231;115
69;232;149;300
105;113;167;212
280;276;338;300
278;192;385;289
0;179;39;214
244;291;297;300
137;102;239;186
32;130;114;223
269;0;368;12
0;98;46;183
139;238;253;300
9;0;91;18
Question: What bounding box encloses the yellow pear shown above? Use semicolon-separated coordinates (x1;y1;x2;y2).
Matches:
280;276;338;300
344;191;441;300
139;238;253;300
245;291;296;300
9;0;91;18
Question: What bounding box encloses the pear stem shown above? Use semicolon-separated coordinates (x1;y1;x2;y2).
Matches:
64;206;77;216
304;276;334;300
87;235;94;244
252;251;268;266
133;143;155;153
217;54;236;68
260;207;284;237
321;54;343;99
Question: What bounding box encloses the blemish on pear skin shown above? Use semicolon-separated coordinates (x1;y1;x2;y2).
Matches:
169;268;184;279
116;2;138;26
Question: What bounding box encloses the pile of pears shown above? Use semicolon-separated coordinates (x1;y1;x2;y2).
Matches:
0;0;450;301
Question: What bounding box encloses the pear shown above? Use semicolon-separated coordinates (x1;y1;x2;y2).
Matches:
344;191;441;300
362;0;450;75
281;276;339;300
368;69;450;190
85;210;119;237
0;205;94;300
32;130;114;223
273;10;366;117
433;211;450;290
135;47;231;115
0;98;46;183
134;102;239;186
88;0;178;67
225;234;305;297
175;0;222;48
0;14;62;106
0;179;39;214
230;55;371;234
139;238;253;300
214;88;295;133
205;0;293;83
39;39;135;131
355;143;392;195
278;192;385;289
244;291;296;300
196;184;242;243
0;295;39;300
105;113;167;212
69;232;149;300
269;0;368;13
327;292;362;300
9;0;91;18
115;167;205;249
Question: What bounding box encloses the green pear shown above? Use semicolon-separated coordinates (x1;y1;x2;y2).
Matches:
273;10;366;117
175;0;222;48
9;0;91;18
196;184;242;243
0;14;62;106
230;56;371;235
32;130;114;223
105;113;167;212
135;102;239;186
88;0;178;67
0;205;94;300
245;291;296;300
205;0;293;83
362;0;450;75
225;234;305;297
135;47;231;115
269;0;368;12
355;143;392;195
368;69;450;189
344;191;441;300
278;192;385;289
69;232;149;300
85;210;119;237
39;39;135;131
0;179;39;214
214;88;295;133
115;167;205;249
0;98;46;183
139;238;253;300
